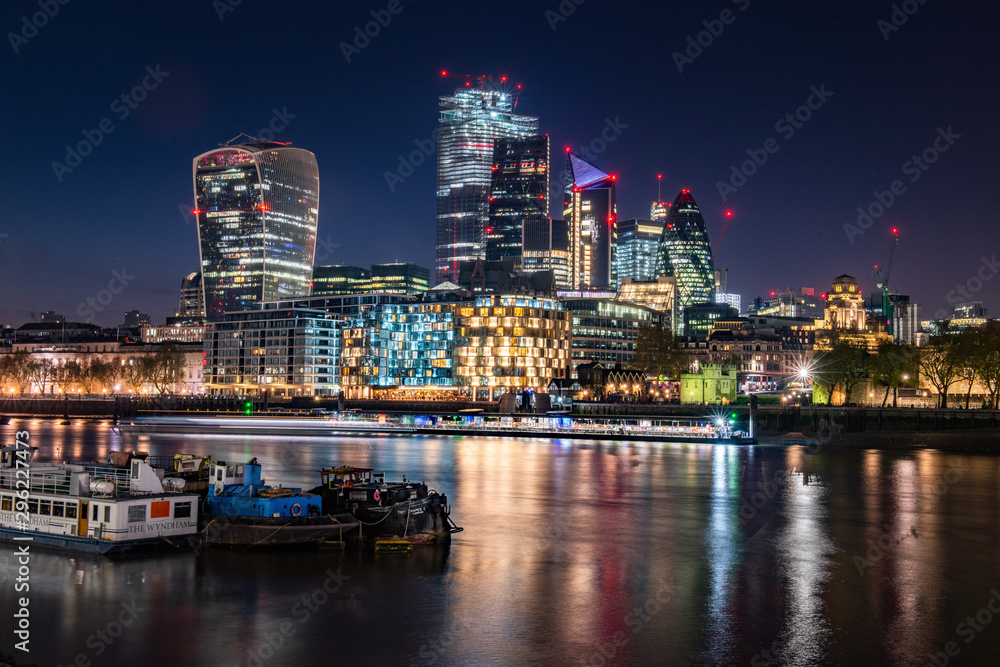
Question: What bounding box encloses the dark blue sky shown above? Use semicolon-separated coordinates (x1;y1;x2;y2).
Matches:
1;0;997;326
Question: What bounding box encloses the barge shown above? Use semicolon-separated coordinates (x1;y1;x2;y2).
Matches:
124;415;414;436
202;458;358;547
310;466;461;544
0;446;201;555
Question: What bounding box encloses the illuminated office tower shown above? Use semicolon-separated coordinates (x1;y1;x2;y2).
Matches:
612;218;664;287
177;271;205;318
193;139;319;318
436;81;538;282
655;189;715;308
564;153;617;290
486;135;550;270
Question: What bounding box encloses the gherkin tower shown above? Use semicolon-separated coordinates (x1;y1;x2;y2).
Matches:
656;189;715;307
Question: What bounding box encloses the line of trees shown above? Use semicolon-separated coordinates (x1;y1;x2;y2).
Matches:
0;345;187;395
813;322;1000;408
631;323;690;381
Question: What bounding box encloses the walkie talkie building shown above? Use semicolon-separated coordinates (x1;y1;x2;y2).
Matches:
193;141;319;318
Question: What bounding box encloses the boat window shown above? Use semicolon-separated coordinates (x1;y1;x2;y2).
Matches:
128;505;146;523
27;499;38;514
104;506;110;523
0;496;10;512
174;502;192;518
53;502;64;517
66;504;77;519
93;504;99;521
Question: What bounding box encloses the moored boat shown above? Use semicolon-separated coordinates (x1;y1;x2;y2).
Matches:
309;466;461;544
202;458;358;547
0;446;201;555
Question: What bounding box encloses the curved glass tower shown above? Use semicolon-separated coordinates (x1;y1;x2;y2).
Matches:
193;141;319;318
656;189;715;307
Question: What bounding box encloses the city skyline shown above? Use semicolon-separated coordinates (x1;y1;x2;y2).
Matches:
1;2;997;327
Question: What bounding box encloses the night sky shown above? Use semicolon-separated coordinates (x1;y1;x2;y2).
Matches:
2;0;997;327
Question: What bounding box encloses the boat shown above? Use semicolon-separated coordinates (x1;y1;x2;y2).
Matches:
149;453;213;495
309;466;461;544
201;458;358;547
124;414;415;436
0;446;201;555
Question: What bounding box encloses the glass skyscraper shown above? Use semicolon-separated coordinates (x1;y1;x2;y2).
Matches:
193;140;319;318
487;135;550;269
564;153;616;290
436;84;538;283
612;218;664;287
656;189;715;309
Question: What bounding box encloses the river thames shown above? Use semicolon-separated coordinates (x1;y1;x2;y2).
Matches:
2;420;1000;666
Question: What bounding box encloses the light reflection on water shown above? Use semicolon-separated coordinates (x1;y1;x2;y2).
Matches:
2;421;1000;666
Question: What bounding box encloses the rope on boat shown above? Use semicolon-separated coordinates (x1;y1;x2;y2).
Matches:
158;533;181;549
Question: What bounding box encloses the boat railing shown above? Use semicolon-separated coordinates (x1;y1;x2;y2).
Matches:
0;467;73;495
81;464;132;495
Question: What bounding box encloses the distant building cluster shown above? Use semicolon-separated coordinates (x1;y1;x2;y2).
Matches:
4;75;991;404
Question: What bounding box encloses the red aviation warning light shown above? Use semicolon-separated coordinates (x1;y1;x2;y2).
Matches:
725;210;733;218
565;146;572;153
892;227;898;235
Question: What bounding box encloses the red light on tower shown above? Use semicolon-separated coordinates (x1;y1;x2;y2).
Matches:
892;227;898;235
610;174;617;181
657;174;662;179
516;84;521;89
441;70;447;76
725;210;733;218
565;146;571;153
821;293;827;299
501;76;507;82
465;81;470;86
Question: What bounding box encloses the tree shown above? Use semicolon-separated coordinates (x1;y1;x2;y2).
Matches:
812;342;869;405
953;329;982;408
149;344;186;394
51;360;80;394
972;322;1000;409
871;341;918;407
632;324;689;381
0;351;34;394
28;358;54;394
919;338;962;408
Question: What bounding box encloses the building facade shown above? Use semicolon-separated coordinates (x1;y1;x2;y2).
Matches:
616;277;677;331
564;153;616;290
453;295;570;397
612;218;664;288
486;135;550;268
177;272;205;319
656;189;715;310
564;298;663;378
193;140;319;317
203;307;340;397
436;84;538;282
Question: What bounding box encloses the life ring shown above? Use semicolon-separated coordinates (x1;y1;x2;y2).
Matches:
373;490;381;502
290;503;302;517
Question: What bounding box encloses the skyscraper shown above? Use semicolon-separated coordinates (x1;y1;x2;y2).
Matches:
564;153;617;290
656;189;715;309
193;139;319;318
435;82;538;283
612;218;664;287
177;271;205;318
486;135;550;268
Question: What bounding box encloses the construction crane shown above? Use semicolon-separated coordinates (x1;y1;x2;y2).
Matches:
873;227;899;328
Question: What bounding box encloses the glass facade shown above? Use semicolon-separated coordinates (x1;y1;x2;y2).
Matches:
340;303;455;395
194;142;319;318
312;263;430;296
655;190;715;309
177;271;205;318
564;153;617;290
203;308;341;397
436;86;538;283
612;218;664;288
454;295;570;391
486;135;550;267
565;298;663;378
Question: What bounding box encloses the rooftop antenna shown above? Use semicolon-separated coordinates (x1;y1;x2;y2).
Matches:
657;173;662;203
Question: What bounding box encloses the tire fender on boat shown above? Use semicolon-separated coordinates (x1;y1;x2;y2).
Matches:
291;503;302;517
